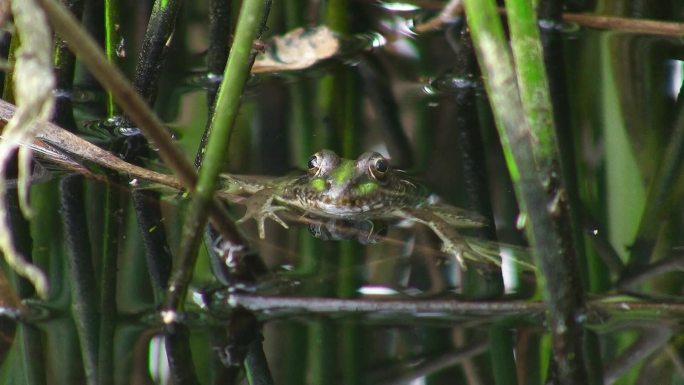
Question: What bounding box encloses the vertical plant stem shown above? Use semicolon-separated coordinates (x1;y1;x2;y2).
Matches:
446;24;502;298
244;339;275;385
163;196;210;310
133;0;183;104
207;0;232;85
164;324;200;385
53;0;83;130
463;1;590;384
60;174;99;385
1;34;19;102
194;0;232;168
127;0;181;308
103;0;121;117
489;322;519;385
97;185;121;385
17;325;46;385
164;0;271;310
308;320;336;384
506;1;555;159
539;0;601;291
132;191;172;301
196;0;269;199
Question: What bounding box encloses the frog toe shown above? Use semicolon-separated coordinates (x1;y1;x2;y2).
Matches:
266;209;289;230
237;206;289;239
441;242;467;269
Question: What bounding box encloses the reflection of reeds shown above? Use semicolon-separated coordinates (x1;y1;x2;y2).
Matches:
3;0;684;383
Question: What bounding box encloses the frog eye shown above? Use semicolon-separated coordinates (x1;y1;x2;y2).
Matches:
307;150;339;176
369;156;389;180
307;154;321;171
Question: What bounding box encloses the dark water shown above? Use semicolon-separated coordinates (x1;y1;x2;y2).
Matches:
2;1;684;384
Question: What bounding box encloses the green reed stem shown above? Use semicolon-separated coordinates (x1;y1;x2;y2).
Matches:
196;0;269;198
505;0;555;159
489;321;519;385
463;1;591;383
165;0;270;310
104;0;121;117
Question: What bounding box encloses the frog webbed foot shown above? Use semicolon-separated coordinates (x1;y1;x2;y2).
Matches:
439;237;479;269
398;207;490;269
236;189;289;239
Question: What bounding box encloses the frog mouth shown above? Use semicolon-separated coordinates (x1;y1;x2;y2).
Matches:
312;196;386;216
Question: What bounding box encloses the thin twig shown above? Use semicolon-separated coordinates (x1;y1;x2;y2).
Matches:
562;12;684;37
219;293;546;315
618;254;684;292
602;323;672;385
218;292;684;321
411;2;684;37
373;344;488;385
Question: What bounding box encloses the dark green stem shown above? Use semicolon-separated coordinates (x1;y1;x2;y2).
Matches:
97;183;120;385
133;0;183;104
539;0;601;292
132;191;172;301
244;338;275;385
489;322;519;385
59;174;99;385
463;1;589;383
1;34;19;102
207;0;232;97
53;0;83;130
164;323;200;385
162;196;210;309
126;0;182;307
194;0;232;168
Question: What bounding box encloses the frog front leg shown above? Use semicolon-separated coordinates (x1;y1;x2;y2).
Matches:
397;207;496;268
236;188;289;239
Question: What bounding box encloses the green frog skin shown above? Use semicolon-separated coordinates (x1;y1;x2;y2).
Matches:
218;149;491;266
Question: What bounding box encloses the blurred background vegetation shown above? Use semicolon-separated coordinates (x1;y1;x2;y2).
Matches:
1;0;684;384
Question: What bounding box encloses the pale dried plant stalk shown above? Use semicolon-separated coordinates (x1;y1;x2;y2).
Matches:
0;0;55;297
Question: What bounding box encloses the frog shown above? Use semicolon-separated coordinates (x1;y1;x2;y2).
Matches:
218;149;496;267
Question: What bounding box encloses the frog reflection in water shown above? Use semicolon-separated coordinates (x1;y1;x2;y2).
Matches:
219;150;492;266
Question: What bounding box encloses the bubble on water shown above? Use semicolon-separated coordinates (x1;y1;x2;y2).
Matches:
376;2;421;12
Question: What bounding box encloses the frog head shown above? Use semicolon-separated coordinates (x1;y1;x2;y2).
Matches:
289;149;423;217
